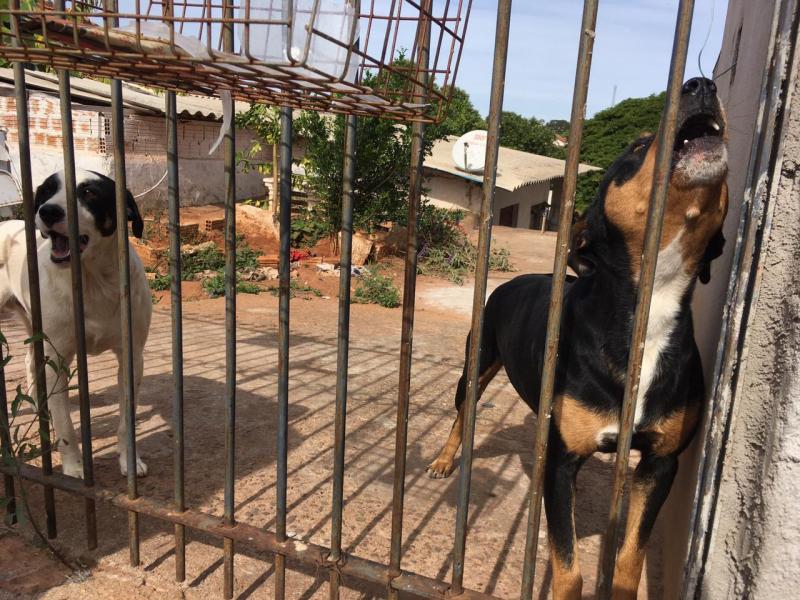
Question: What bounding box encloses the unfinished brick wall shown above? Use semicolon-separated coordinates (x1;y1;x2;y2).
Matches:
0;92;103;153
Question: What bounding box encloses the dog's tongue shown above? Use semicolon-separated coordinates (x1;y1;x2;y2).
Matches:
51;234;69;259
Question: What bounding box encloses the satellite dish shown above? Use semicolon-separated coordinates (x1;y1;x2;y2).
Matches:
452;130;488;173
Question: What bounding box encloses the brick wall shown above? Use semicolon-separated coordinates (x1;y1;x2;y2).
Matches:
0;92;103;153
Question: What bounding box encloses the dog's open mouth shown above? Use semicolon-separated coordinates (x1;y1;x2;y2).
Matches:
47;231;89;263
673;113;723;159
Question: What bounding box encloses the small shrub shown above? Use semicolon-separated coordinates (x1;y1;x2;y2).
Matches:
203;273;262;298
181;237;260;280
353;270;400;308
149;273;171;291
291;209;329;248
418;234;515;285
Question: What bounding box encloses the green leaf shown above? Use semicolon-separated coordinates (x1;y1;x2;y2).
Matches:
24;332;47;345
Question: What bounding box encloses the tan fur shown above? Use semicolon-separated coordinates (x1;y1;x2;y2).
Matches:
612;480;653;600
553;395;616;457
645;403;700;457
426;361;501;477
551;543;583;600
604;141;729;279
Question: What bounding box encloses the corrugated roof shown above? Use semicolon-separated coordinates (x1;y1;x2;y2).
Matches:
0;67;249;119
424;136;600;192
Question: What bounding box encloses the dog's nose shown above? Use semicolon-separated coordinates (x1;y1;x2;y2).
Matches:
682;77;716;97
37;203;65;226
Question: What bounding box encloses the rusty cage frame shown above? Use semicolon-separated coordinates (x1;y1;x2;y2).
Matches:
0;0;790;598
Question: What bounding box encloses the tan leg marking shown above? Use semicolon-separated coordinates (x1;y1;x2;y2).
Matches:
426;361;501;479
611;479;652;600
550;525;583;600
647;403;699;457
553;394;616;457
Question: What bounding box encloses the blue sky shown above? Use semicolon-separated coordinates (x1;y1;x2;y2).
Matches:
456;0;729;121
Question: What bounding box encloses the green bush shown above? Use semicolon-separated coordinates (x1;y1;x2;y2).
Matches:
149;272;171;291
202;273;262;298
353;271;401;308
291;209;330;248
267;279;323;299
181;237;260;280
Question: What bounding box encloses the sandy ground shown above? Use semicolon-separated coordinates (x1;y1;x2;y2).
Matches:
0;227;664;600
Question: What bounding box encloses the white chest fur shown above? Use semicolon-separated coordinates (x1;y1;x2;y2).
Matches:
634;231;691;426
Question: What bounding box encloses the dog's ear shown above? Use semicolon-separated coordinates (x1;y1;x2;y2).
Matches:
698;227;725;284
568;216;596;277
126;190;144;238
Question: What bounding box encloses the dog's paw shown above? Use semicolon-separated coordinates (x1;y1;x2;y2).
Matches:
62;461;85;479
119;455;148;478
426;457;455;479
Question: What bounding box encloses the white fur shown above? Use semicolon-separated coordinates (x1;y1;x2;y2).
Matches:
594;231;692;445
675;144;728;186
0;170;152;478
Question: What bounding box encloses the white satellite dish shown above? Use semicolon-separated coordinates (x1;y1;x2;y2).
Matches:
452;130;488;173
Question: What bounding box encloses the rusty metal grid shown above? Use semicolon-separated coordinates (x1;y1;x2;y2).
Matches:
0;0;735;599
0;0;472;123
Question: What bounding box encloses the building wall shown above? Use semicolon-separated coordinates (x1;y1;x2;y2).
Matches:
695;1;800;596
0;91;270;211
424;171;554;230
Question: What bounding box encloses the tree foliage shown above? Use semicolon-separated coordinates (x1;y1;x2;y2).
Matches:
498;111;565;159
431;86;485;138
575;92;665;211
545;119;571;137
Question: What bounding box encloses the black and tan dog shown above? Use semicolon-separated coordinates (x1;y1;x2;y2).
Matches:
426;77;728;599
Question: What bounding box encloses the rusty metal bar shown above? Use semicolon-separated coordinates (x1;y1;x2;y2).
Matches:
595;1;695;597
450;0;512;594
57;65;99;549
11;61;57;540
275;105;293;600
222;2;237;597
110;76;140;567
0;334;15;524
1;462;496;600
165;89;186;583
388;3;432;595
329;111;357;600
519;2;598;597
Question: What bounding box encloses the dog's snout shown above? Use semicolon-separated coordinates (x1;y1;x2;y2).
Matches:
682;77;716;98
38;203;65;226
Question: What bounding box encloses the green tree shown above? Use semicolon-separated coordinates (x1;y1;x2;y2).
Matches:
575;92;665;211
431;86;485;138
545;119;571;137
499;111;564;158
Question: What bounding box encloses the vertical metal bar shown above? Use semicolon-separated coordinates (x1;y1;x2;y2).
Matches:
519;2;598;597
275;105;293;600
109;77;140;567
329;112;357;600
0;335;16;525
387;3;432;595
595;1;695;597
222;3;236;598
12;62;57;540
166;90;186;583
57;66;98;548
449;0;512;594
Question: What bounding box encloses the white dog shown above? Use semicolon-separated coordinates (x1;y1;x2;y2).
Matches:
0;169;152;478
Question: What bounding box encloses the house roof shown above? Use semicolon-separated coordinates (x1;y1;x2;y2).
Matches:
0;67;249;120
424;136;600;192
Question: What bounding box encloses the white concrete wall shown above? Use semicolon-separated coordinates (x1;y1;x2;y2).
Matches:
424;172;481;227
491;181;550;229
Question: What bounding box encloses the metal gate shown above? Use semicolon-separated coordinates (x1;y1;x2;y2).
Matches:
0;0;779;598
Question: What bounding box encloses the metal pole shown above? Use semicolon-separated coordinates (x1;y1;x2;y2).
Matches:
57;68;100;551
12;62;57;540
110;77;140;567
329;112;357;600
275;105;293;600
0;335;15;524
166;90;186;583
519;2;598;597
221;3;237;597
387;5;432;595
595;1;695;597
450;0;512;594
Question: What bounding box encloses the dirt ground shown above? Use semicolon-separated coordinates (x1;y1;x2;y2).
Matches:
0;226;665;600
